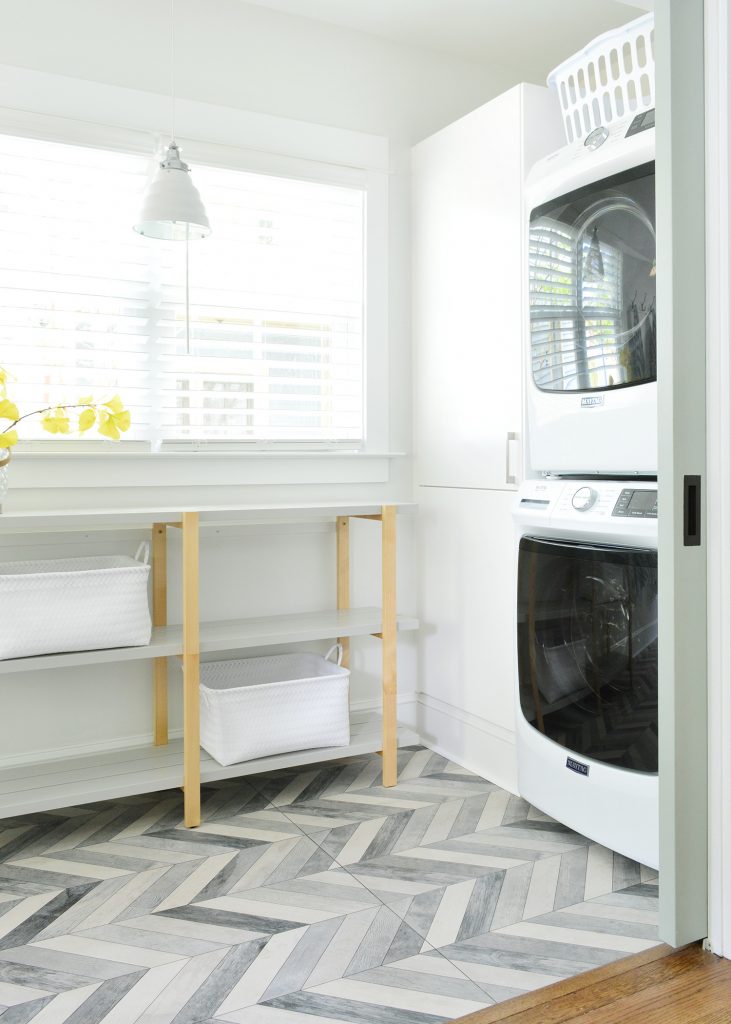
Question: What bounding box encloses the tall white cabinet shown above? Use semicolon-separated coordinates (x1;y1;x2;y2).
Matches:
413;83;563;791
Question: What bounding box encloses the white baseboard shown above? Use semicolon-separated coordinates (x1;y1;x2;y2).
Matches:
416;692;518;794
0;693;420;770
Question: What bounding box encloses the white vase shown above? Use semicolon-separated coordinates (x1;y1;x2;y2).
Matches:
0;448;9;511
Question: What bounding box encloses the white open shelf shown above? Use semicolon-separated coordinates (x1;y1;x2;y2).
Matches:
0;607;419;675
0;712;418;819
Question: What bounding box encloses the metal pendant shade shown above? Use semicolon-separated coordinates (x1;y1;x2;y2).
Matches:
134;142;210;241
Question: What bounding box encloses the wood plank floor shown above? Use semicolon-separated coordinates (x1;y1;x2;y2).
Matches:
455;943;729;1024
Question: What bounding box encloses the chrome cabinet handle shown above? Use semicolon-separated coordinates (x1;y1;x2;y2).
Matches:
506;431;519;486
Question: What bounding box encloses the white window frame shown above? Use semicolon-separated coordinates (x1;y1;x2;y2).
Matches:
0;108;390;459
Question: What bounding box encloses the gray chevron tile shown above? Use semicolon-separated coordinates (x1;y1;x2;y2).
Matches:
297;967;487;1021
62;970;147;1024
0;961;99;996
0;943;141;981
0;886;97;952
0;996;55;1024
0;746;660;1023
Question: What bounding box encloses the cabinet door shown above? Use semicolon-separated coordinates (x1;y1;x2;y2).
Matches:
417;485;518;790
413;88;523;490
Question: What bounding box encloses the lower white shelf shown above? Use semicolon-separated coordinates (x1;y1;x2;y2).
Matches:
0;712;420;819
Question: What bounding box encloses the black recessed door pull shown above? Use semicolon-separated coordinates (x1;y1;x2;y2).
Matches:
684;475;701;546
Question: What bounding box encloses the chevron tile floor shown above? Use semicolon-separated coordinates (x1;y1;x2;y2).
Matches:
0;745;659;1023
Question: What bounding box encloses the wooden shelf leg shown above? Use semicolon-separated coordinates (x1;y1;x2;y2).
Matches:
152;523;169;746
336;516;351;669
381;504;398;787
182;511;201;827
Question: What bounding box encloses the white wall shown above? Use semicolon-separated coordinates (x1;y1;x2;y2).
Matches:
0;1;518;765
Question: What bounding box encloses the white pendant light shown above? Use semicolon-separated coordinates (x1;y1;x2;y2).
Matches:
133;0;210;241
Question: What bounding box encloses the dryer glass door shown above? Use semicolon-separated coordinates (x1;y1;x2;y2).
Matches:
530;162;656;394
517;535;658;773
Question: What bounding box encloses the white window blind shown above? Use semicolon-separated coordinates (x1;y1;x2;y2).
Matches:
0;132;366;446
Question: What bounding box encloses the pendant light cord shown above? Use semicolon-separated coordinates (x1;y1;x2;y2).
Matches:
185;235;191;355
170;0;176;141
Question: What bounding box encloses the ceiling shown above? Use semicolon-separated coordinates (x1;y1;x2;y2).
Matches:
240;0;651;78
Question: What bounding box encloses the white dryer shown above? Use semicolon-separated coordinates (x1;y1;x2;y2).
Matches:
526;109;656;476
513;477;658;868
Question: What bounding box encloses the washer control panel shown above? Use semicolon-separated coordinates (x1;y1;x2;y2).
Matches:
571;486;598;511
612;488;658;518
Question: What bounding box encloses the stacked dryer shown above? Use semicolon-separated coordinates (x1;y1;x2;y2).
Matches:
514;105;659;867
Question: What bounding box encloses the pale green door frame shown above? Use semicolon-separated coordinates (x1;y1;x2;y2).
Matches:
656;0;708;946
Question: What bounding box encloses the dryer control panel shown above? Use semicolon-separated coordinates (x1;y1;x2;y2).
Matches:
612;488;658;518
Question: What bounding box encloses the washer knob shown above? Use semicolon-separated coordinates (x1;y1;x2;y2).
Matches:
572;486;598;511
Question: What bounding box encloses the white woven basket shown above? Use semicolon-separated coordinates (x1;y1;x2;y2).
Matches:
548;13;654;144
197;644;351;767
0;543;152;660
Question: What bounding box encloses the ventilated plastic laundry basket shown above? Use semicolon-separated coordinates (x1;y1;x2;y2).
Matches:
548;13;654;143
197;644;351;767
0;543;152;660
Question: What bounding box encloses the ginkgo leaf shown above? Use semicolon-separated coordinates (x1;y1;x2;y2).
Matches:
97;409;120;440
0;429;18;448
0;399;19;422
78;395;94;406
103;395;124;414
41;408;71;434
78;407;96;432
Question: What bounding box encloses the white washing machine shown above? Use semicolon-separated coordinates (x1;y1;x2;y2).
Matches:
526;109;656;476
513;477;658;868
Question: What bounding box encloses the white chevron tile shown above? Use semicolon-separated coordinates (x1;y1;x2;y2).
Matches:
393;846;528;870
218;1004;346;1023
455;959;565;992
307;976;486;1019
154;853;237;912
0;889;62;940
561;901;659;926
114;798;182;841
85;841;202;865
141;945;230;1021
495;920;659;953
0;826;34;850
476;790;512;831
332;818;387;866
269;772;320;807
419;799;462;847
33;933;189;968
521;855;562;921
100;959;188;1024
424;879;477;949
217;928;309;1013
43;807;127;855
584;843;615;901
0;980;53;1006
25;983;101;1023
8;856;132;881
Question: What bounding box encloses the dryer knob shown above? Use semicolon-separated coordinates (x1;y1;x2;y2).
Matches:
572;486;598;511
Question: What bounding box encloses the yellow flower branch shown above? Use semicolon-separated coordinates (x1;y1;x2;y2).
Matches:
0;367;132;448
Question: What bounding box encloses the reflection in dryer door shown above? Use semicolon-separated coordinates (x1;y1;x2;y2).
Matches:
517;535;658;773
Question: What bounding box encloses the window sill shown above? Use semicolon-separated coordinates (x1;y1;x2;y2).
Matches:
8;449;407;494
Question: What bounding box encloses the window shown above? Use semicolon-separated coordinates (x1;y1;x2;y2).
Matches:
0;132;366;447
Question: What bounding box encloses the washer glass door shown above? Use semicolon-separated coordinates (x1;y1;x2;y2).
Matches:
517;535;658;773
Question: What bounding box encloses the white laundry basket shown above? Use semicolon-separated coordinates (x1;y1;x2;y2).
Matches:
197;644;351;767
548;13;654;144
0;543;152;660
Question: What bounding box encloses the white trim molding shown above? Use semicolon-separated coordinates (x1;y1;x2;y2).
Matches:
416;693;518;795
705;0;731;959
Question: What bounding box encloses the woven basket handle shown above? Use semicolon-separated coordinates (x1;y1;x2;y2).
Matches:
134;541;151;565
324;643;343;666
